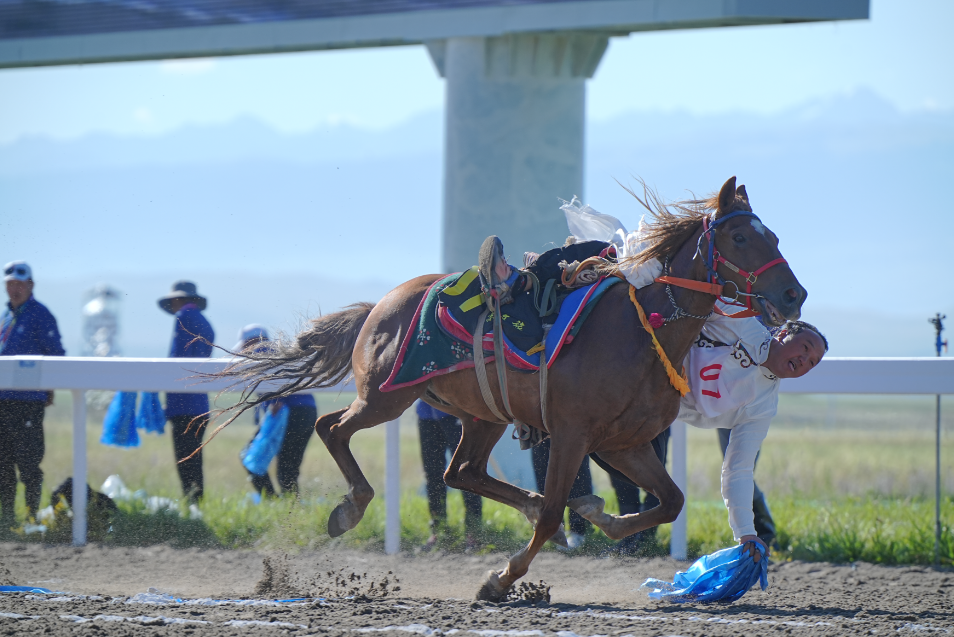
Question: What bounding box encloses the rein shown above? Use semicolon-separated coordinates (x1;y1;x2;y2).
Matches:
655;210;788;320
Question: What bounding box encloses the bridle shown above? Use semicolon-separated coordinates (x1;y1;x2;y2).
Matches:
654;209;788;321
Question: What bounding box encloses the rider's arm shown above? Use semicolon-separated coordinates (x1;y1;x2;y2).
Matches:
720;415;771;541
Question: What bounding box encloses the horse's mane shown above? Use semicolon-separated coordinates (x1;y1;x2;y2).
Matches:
612;180;752;269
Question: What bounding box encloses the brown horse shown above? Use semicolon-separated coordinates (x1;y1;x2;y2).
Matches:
211;176;806;601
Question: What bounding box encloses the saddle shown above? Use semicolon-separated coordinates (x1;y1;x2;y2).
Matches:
438;240;621;447
377;240;620;449
438;267;563;362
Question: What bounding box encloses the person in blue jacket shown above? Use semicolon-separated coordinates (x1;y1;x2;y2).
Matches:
235;325;318;498
158;281;214;503
0;261;65;530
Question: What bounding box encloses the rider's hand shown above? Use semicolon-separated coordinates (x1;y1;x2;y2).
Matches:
739;535;768;563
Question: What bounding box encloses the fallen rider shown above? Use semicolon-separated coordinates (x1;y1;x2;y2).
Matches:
476;201;828;563
587;309;828;561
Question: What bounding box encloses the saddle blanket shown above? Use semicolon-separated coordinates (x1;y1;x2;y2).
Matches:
379;269;622;392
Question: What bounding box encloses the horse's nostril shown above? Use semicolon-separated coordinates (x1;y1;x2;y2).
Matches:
785;288;799;301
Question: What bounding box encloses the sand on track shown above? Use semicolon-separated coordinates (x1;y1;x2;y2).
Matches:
1;542;952;636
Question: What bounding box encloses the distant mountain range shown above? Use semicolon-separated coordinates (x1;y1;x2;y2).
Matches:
3;89;950;176
0;110;444;176
2;89;951;357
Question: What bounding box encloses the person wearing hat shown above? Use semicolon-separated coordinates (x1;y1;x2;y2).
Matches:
159;281;215;503
235;325;318;498
0;261;65;531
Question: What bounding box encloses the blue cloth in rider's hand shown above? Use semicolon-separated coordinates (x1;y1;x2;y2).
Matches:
640;543;768;603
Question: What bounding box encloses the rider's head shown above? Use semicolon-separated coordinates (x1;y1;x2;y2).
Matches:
763;320;828;379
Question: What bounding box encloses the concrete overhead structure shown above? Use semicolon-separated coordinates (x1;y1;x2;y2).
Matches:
1;0;868;272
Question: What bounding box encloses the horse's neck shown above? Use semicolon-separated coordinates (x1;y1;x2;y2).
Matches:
645;225;715;369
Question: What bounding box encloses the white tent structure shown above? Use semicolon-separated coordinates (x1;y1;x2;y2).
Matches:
0;0;868;270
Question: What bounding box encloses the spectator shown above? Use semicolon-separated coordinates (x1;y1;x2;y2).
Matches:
530;438;591;550
0;261;65;531
417;400;482;550
158;281;214;503
236;325;317;498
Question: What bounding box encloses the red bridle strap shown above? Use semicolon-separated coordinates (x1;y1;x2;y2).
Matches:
709;254;789;317
715;255;788;288
654;221;790;319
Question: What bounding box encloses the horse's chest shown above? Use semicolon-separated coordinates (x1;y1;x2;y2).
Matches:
596;387;682;450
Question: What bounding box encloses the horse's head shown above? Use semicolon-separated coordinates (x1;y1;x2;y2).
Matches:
705;177;806;326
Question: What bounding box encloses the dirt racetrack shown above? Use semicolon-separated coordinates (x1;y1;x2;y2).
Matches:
1;543;951;636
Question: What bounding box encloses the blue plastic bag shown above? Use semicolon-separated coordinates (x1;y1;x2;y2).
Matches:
101;391;140;447
135;392;166;434
640;543;768;603
0;586;58;594
241;404;289;476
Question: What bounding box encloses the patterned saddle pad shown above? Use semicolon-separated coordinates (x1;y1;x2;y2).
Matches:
379;269;622;392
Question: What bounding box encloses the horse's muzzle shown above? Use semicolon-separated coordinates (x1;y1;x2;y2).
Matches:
760;284;806;325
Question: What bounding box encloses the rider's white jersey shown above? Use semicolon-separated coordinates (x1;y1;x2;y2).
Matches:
677;310;779;540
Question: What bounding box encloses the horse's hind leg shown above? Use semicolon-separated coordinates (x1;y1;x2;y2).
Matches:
444;420;566;545
567;444;684;540
315;392;417;537
477;434;588;601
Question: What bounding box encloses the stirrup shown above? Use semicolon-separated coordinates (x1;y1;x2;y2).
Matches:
478;235;515;306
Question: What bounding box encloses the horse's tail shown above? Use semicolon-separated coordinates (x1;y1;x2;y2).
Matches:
261;301;377;394
195;302;376;447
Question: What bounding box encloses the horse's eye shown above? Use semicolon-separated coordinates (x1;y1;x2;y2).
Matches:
733;234;746;244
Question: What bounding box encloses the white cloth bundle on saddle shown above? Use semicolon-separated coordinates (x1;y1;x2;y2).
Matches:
560;198;663;288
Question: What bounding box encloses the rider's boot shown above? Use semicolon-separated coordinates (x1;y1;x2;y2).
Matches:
478;235;522;305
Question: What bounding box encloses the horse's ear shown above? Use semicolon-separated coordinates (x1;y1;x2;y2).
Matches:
716;176;737;217
736;184;749;207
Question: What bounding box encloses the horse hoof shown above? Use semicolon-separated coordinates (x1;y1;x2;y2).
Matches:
475;570;510;602
327;510;347;538
327;498;361;538
568;494;605;520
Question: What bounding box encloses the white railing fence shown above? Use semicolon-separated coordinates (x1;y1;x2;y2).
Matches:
1;355;952;557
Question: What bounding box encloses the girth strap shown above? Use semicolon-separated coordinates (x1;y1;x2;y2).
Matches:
538;324;551;432
473;297;548;437
473;307;510;423
491;297;518;422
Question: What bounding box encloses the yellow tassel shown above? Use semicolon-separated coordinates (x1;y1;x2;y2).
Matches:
629;285;690;397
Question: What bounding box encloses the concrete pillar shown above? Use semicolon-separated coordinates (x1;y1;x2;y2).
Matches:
428;33;608;273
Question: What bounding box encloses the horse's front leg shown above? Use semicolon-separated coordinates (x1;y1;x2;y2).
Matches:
476;433;588;601
567;443;684;540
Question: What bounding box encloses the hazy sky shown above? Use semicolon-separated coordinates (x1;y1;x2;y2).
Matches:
0;0;950;144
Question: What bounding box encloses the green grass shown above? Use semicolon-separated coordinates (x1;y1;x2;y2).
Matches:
10;488;953;566
5;392;953;566
677;497;954;565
